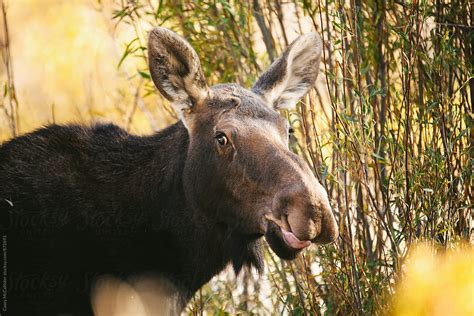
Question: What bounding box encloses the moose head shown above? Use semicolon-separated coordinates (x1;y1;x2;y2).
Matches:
148;27;338;262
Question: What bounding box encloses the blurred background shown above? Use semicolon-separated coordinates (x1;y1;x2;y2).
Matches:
0;0;472;314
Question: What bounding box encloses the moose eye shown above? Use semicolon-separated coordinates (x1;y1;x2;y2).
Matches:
215;132;228;146
289;127;295;136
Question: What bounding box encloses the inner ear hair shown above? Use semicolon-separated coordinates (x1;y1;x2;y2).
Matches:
252;32;323;110
148;27;208;115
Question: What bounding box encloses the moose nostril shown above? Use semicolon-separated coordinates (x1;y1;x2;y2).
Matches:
286;211;319;241
273;185;338;243
281;214;289;231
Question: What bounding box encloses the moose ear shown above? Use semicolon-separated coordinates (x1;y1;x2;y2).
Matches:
252;33;323;110
148;27;209;115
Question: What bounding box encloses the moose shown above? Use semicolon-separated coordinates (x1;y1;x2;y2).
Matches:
0;27;338;315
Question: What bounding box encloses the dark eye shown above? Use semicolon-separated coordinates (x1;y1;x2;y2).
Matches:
288;127;295;136
215;132;228;146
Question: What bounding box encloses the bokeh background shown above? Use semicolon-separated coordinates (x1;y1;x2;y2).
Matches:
0;0;472;315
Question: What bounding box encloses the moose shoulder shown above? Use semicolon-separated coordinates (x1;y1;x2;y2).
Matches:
0;27;338;315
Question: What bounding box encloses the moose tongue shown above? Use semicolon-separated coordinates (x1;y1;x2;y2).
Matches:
281;230;311;250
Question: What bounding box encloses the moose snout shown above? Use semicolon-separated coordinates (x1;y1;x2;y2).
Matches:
273;183;339;246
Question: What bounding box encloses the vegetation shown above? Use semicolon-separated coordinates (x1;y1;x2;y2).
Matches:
1;0;472;314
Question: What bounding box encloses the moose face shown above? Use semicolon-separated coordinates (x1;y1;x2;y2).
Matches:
148;28;338;260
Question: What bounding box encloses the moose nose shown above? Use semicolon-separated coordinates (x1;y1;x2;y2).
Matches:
276;183;339;245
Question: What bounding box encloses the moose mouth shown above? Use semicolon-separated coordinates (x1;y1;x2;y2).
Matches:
264;214;311;260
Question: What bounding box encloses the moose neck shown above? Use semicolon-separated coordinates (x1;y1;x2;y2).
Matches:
128;121;260;307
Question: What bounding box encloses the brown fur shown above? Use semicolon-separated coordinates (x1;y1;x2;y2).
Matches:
0;27;338;315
